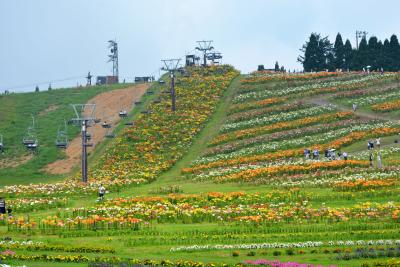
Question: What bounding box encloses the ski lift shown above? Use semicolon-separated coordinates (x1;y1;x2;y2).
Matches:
102;121;111;128
0;134;4;152
23;115;39;151
141;110;150;114
134;101;142;105
158;79;165;85
124;121;134;126
119;110;128;118
147;91;154;95
153;99;161;104
55;120;69;149
86;133;92;140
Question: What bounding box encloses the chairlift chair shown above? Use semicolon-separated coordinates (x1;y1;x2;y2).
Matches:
105;128;115;138
55;121;69;149
27;140;38;152
102;121;111;128
23;115;39;150
119;110;128;118
158;80;165;85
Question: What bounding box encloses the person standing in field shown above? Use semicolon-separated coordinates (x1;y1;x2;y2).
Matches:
352;103;357;112
0;197;6;214
369;153;373;167
376;137;381;149
377;153;382;169
98;184;106;200
343;151;348;160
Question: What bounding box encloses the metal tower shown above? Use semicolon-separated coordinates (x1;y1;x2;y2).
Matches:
161;58;181;112
195;40;214;66
108;40;119;80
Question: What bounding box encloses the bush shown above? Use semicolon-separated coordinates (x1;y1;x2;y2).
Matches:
273;251;282;256
232;251;240;257
286;249;294;255
246;251;256;256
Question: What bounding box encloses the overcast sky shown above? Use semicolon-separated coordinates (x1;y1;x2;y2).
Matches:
1;0;399;92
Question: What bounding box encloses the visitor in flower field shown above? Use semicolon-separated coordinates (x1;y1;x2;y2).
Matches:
313;149;319;160
304;148;310;159
376;137;381;149
377;153;382;169
0;197;6;214
98;184;106;200
7;206;12;217
369;153;373;167
343;151;348;160
337;150;342;160
352;103;357;112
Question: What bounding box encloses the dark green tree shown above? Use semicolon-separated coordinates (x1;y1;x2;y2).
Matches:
389;34;400;71
367;36;380;70
382;39;391;71
298;33;333;71
274;61;280;71
333;33;345;70
343;39;353;71
352;37;368;70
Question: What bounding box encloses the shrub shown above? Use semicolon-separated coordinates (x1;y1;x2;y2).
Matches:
286;248;294;255
246;251;256;256
232;251;240;257
273;251;282;256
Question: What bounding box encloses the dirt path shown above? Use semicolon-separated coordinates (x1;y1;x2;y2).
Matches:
306;95;394;122
44;83;150;174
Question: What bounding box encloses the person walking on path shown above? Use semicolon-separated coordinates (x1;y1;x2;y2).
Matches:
98;184;106;201
376;137;381;149
352;103;357;112
369;153;373;167
343;151;348;160
0;197;6;215
377;153;382;169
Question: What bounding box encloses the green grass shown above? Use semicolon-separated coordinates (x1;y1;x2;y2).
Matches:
0;83;143;185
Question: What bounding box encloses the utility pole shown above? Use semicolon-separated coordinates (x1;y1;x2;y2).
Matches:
161;59;181;112
356;31;368;50
108;40;119;81
195;40;214;67
70;104;96;183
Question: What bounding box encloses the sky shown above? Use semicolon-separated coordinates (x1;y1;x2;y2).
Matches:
1;0;399;92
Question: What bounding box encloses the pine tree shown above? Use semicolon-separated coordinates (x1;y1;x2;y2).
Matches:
343;39;353;71
382;39;391;71
298;33;332;71
274;61;280;71
352;37;368;70
367;36;380;70
333;33;345;70
389;34;400;71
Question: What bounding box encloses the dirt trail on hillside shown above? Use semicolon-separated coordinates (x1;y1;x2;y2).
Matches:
44;83;150;174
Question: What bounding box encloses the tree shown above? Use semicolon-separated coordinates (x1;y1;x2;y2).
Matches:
389;34;400;71
382;39;391;71
257;65;265;71
352;37;368;70
298;33;333;71
333;33;345;70
274;61;280;71
367;36;380;70
343;39;353;71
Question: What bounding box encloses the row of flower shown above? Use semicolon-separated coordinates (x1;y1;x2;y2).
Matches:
227;101;307;122
170;239;400;252
209;111;354;146
7;199;400;231
228;96;289;114
0;240;115;253
241;71;343;84
233;73;397;103
199;121;395;164
346;86;400;106
372;99;400;112
7;197;67;212
185;127;399;175
220;105;336;133
203;119;361;156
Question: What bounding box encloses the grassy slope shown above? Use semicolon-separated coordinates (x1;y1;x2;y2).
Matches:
3;74;400;267
0;83;143;185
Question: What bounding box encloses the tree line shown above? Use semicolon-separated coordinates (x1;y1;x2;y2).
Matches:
298;33;400;72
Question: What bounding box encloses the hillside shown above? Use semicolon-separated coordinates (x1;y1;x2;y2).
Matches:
1;67;400;267
0;83;149;185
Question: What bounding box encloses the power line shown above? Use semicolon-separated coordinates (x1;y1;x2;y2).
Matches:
1;75;87;91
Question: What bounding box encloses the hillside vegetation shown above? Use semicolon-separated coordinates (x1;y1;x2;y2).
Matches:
1;67;400;267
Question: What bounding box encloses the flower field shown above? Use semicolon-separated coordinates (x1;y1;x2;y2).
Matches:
2;70;400;267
